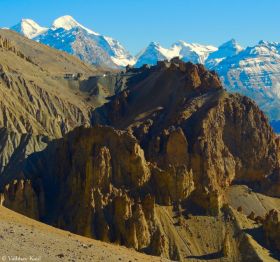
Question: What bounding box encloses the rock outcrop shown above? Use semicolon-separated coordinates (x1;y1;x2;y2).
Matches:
263;209;280;251
2;126;194;258
93;60;280;213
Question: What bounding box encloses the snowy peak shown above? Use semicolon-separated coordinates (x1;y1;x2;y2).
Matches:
144;41;172;57
51;15;80;30
139;42;166;54
240;41;280;57
205;39;243;68
147;41;161;49
51;15;99;35
104;36;136;66
173;41;217;64
135;42;172;67
218;39;243;56
135;41;216;67
173;40;217;53
219;39;243;51
10;18;48;39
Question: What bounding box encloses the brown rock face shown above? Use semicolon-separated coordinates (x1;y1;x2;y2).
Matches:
0;125;204;259
185;94;279;213
166;127;189;166
92;60;279;213
2;126;179;257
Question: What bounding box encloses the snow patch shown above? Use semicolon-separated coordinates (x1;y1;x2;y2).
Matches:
11;19;48;39
51;15;99;36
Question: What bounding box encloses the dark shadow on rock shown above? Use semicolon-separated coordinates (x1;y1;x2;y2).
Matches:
182;198;209;217
186;250;223;260
244;227;280;260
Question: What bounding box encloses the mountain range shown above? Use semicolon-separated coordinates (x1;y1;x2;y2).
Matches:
11;15;135;68
8;15;280;132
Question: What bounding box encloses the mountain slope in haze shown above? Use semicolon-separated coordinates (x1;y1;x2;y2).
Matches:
0;28;95;187
2;60;280;261
11;15;135;68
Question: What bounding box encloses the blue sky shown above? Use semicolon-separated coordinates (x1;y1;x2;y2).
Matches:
1;0;280;54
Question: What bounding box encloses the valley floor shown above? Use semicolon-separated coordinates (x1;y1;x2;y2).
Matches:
0;206;168;262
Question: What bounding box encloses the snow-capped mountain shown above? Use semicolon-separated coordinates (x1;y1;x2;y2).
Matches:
212;40;280;129
10;15;135;68
135;42;175;68
173;41;217;64
135;41;217;68
205;39;243;68
51;15;98;34
10;19;48;39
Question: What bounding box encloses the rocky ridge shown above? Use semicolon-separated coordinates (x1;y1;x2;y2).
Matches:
93;59;280;209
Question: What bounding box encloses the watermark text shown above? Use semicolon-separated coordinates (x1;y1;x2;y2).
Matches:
1;256;41;261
